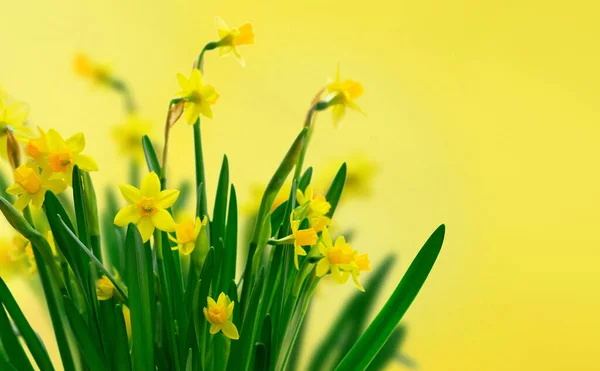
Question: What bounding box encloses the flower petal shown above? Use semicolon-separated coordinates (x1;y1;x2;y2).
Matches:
45;180;67;194
176;72;190;91
217;292;227;306
120;184;141;204
3;102;29;125
13;194;31;210
75;154;99;172
215;16;231;39
221;321;239;340
316;258;330;277
137;217;155;242
140;172;161;198
156;189;180;209
47;129;66;149
114;205;141;226
6;184;23;196
66;132;85;153
151;209;176;232
210;323;221;335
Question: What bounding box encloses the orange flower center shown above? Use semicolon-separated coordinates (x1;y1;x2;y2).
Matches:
136;197;158;217
14;166;41;194
207;304;228;324
25;140;41;158
48;148;74;172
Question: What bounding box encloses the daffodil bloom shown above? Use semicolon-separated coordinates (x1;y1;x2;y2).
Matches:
112;114;152;162
96;275;115;300
175;69;219;124
325;65;365;128
290;213;318;269
73;53;112;84
10;232;56;275
349;252;371;292
6;164;68;210
25;127;49;163
203;292;239;340
170;216;207;255
215;17;255;67
114;172;179;242
295;185;331;232
0;96;33;159
44;129;99;184
315;227;353;284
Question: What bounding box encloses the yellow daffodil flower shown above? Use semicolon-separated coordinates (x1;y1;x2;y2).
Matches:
96;275;115;300
175;69;219;124
44;129;99;184
73;53;113;84
6;164;68;210
295;185;331;232
315;227;353;283
349;252;371;292
114;172;179;242
0;96;33;159
25;127;49;163
170;216;207;255
215;16;255;67
203;292;239;340
10;232;56;275
112;114;152;162
325;65;365;128
290;213;318;270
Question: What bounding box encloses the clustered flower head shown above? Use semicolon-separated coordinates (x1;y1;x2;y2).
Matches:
3;110;99;210
286;183;371;290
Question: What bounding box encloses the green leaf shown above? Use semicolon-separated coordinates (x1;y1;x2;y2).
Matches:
254;343;268;370
0;278;55;371
0;358;18;371
72;166;91;247
125;224;155;370
0;199;77;371
102;187;125;275
325;163;347;218
0;170;14;203
221;185;237;294
212;155;229;251
0;299;34;371
238;268;265;371
114;305;132;371
334;224;446;371
57;216;129;305
298;167;313;191
308;255;396;371
241;128;307;312
142;135;161;174
192;247;214;367
63;298;107;371
365;326;407;371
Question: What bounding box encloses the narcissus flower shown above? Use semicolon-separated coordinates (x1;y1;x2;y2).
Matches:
215;16;255;67
114;172;179;242
6;164;67;210
44;129;99;183
170;216;207;255
295;185;331;232
0;96;33;159
325;65;365;128
112;114;152;162
290;214;318;269
203;292;239;340
96;275;115;300
175;69;219;124
349;252;371;291
25;127;49;163
316;227;353;283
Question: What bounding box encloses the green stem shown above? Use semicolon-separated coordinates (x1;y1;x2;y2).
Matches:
292;108;317;181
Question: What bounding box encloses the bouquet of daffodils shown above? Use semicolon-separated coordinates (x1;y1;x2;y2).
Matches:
0;17;445;371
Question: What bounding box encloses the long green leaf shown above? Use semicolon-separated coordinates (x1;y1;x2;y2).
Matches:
142;135;161;174
0;278;55;371
335;224;446;370
63;298;107;371
114;305;132;371
212;155;229;250
57;216;129;305
0;300;34;371
221;185;237;294
126;224;154;370
325;163;347;218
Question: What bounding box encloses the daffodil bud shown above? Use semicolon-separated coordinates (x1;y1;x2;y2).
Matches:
5;129;21;170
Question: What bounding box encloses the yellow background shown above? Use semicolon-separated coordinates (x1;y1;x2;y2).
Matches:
1;0;599;370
